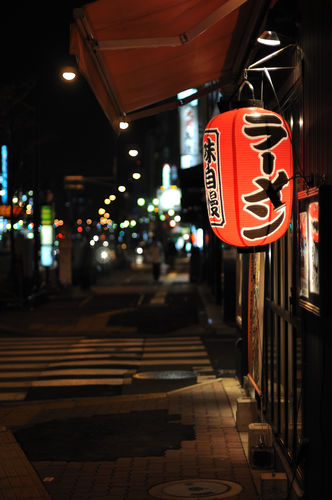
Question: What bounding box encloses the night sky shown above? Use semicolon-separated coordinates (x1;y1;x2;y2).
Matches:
1;3;117;196
1;3;178;223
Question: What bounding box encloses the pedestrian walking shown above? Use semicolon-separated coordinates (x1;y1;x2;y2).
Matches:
73;234;94;290
165;238;177;271
150;237;164;282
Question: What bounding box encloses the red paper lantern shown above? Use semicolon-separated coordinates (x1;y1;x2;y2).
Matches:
203;107;293;247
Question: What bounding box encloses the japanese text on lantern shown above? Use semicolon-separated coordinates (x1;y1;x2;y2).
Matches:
203;129;225;227
241;113;289;242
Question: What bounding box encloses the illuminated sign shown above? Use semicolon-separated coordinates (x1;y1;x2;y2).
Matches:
178;89;200;169
0;206;24;217
1;145;8;203
203;108;293;247
41;205;53;225
41;245;53;267
157;187;181;211
41;225;54;245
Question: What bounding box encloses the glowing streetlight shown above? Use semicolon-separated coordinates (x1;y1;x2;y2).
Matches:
132;172;141;180
61;66;77;81
119;121;129;130
128;149;138;158
118;185;126;192
137;198;145;206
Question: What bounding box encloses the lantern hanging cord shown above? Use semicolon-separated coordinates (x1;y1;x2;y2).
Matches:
224;71;252;105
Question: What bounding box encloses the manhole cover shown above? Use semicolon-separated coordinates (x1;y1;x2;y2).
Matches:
134;370;197;381
149;479;243;499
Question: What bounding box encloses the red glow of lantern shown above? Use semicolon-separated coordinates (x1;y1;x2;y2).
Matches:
203;107;293;247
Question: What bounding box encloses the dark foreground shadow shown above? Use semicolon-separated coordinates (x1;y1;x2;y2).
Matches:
15;410;194;461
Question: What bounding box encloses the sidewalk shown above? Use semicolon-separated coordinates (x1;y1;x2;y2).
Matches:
0;263;262;500
0;377;259;500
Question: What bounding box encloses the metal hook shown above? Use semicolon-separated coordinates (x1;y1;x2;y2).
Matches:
237;79;255;101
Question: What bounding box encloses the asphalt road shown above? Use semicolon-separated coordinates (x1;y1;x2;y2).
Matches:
0;262;238;403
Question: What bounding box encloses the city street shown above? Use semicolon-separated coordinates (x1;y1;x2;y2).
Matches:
0;260;259;500
0;259;237;403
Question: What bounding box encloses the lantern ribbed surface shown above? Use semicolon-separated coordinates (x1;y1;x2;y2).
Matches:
203;107;293;247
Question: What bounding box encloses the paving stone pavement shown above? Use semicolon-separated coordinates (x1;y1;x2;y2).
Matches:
0;266;261;499
0;378;260;500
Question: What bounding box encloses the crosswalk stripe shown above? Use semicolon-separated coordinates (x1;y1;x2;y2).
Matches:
47;360;140;368
0;392;27;401
0;364;47;369
40;368;131;376
145;337;201;342
0;381;32;388
0;338;143;345
31;378;125;387
0;347;142;355
0;372;42;378
0;353;139;362
144;346;205;351
0;336;214;402
142;352;208;358
0;337;142;401
141;359;211;366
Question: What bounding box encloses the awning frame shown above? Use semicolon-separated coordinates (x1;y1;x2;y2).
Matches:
75;19;123;119
71;0;272;130
87;0;248;51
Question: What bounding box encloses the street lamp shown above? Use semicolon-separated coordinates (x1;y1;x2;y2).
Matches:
128;149;139;158
60;56;78;82
257;31;280;46
61;67;77;81
119;121;129;130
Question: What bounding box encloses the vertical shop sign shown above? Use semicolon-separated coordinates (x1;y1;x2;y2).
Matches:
247;252;265;393
40;205;54;267
178;89;200;168
1;145;8;204
298;188;320;316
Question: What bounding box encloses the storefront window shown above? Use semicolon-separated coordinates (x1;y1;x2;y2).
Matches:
262;85;304;462
264;230;299;451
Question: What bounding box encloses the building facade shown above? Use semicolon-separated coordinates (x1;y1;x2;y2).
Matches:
216;2;331;499
68;1;332;498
